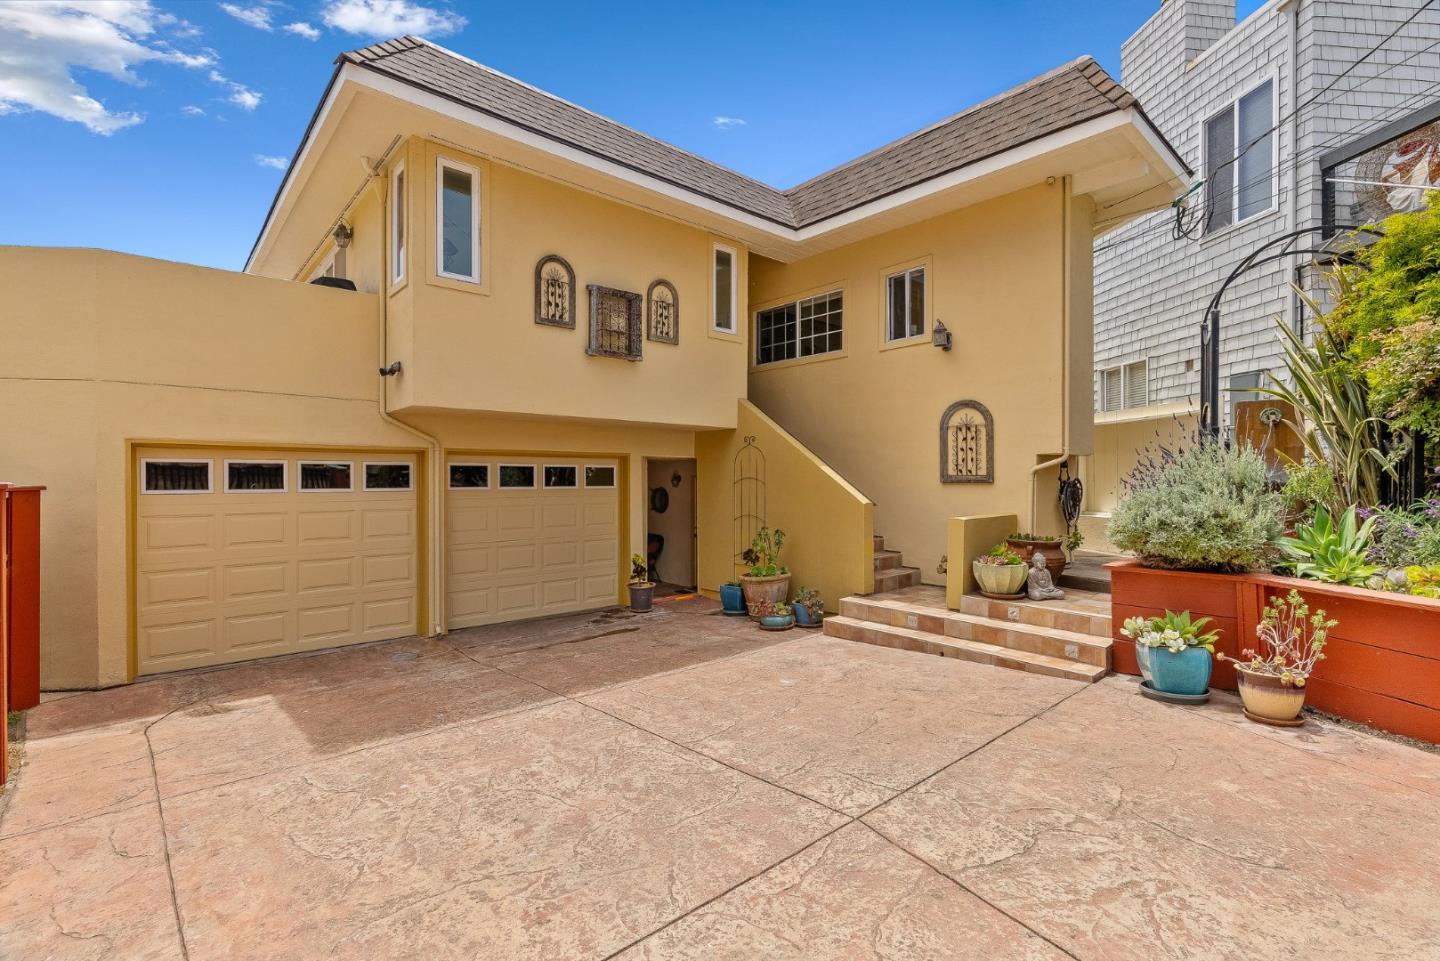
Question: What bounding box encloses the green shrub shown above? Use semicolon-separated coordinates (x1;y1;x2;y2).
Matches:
1277;505;1379;586
1279;458;1340;522
1367;500;1440;569
1109;442;1283;572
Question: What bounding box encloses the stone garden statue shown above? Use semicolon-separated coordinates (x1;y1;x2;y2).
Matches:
1026;551;1065;601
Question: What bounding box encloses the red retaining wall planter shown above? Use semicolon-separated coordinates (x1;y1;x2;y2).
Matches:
1108;559;1440;744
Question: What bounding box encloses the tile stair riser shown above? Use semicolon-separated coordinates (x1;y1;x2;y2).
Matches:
824;617;1105;683
945;618;1110;668
957;594;1111;638
874;568;922;591
839;598;948;634
872;534;885;552
873;551;903;572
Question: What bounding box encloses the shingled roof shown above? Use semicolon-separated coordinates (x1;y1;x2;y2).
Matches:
339;37;1163;230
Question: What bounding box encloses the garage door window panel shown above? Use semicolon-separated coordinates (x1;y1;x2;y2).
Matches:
143;460;213;494
544;465;578;489
225;461;287;493
449;464;490;489
499;465;536;489
300;462;353;492
584;465;616;488
365;463;413;491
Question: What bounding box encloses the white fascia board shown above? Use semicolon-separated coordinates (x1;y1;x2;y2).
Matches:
256;65;1190;262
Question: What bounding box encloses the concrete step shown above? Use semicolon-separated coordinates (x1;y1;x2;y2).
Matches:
957;593;1111;638
840;596;1111;668
873;550;904;572
823;616;1107;684
873;566;922;592
873;533;885;553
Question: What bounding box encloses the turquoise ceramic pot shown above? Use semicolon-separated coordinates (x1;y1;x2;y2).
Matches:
719;583;747;616
793;603;820;626
760;614;794;630
1149;646;1212;696
1134;643;1154;683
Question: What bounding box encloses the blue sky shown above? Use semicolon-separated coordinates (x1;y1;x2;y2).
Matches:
0;0;1263;271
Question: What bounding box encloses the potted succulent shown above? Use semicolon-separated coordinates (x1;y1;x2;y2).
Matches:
739;526;790;618
719;579;747;616
1006;532;1067;581
1220;589;1331;726
972;543;1028;598
1120;610;1217;697
755;600;794;631
792;586;824;626
628;553;654;613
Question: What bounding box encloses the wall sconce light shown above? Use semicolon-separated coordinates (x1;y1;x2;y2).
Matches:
378;361;402;377
932;319;952;351
670;470;682;487
333;222;353;249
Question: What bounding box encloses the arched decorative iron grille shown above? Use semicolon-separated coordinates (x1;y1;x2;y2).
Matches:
939;400;994;483
534;254;576;329
647;279;678;344
585;284;643;360
732;436;766;574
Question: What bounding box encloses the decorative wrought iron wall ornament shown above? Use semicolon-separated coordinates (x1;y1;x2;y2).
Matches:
534;254;576;329
939;400;994;483
647;279;678;344
585;284;643;360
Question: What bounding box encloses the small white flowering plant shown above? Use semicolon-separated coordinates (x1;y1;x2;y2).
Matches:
1120;610;1219;654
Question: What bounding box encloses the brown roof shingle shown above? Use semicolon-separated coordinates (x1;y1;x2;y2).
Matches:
339;37;1164;230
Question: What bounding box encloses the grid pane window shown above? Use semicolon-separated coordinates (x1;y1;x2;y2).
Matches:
755;291;842;366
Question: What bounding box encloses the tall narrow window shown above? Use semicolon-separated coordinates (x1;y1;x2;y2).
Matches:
885;267;926;341
391;162;406;285
713;244;736;331
437;157;479;282
1204;79;1274;234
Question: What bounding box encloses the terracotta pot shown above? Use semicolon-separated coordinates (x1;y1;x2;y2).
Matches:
740;573;791;618
972;560;1027;596
1006;538;1066;581
1235;667;1307;723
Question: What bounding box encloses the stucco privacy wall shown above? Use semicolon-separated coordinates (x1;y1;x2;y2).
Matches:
747;183;1086;581
321;137;749;429
696;401;874;613
0;248;424;688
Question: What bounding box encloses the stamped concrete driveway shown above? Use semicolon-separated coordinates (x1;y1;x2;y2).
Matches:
4;595;1440;960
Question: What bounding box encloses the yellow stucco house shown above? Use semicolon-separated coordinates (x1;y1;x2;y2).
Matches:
0;37;1185;689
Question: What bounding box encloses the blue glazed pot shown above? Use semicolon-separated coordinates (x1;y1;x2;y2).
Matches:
1134;643;1154;683
719;583;747;616
760;614;794;630
1149;646;1212;696
793;602;820;626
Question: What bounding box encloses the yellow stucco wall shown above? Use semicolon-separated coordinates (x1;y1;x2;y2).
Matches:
323;138;750;430
696;400;874;613
746;183;1090;584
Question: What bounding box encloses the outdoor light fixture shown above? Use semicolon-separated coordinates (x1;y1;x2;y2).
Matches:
932;319;952;351
378;361;402;377
333;222;353;249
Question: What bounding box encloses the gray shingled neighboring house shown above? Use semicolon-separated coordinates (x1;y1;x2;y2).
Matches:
1082;0;1440;525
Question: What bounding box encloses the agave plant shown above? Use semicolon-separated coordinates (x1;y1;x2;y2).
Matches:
1277;505;1379;586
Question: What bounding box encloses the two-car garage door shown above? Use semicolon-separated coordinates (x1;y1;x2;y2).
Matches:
446;458;620;629
134;446;419;676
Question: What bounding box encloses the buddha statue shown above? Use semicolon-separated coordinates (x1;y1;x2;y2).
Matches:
1026;551;1065;601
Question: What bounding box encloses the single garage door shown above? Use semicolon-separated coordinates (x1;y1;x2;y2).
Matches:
446;458;619;629
134;446;419;675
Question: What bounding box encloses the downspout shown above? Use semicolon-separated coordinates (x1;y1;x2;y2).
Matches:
1282;0;1302;333
1029;176;1072;531
361;153;446;637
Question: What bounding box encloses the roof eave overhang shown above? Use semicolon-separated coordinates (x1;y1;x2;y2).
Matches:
248;63;1192;273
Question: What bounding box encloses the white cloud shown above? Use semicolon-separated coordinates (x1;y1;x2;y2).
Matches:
219;3;272;31
321;0;465;37
181;104;204;116
255;154;288;169
713;116;746;130
208;69;261;111
0;0;212;134
282;21;320;40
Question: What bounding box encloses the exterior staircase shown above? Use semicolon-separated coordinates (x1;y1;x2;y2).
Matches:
871;533;922;591
823;581;1112;684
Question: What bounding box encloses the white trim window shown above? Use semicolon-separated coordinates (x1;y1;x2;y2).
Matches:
543;465;578;489
584;464;616;488
1203;78;1275;234
141;459;212;494
224;460;287;493
391;161;406;285
299;461;353;492
498;464;537;489
436;156;480;282
885;266;926;341
712;244;737;332
448;463;489;489
755;290;843;365
1099;360;1148;412
363;462;413;491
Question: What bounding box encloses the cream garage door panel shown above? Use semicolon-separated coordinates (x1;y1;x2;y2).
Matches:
135;448;419;675
446;459;619;629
